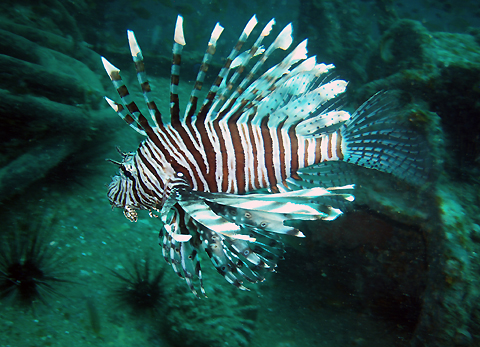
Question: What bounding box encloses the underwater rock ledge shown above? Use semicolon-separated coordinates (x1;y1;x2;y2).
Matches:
0;15;119;202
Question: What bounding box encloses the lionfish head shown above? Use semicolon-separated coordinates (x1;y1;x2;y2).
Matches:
107;149;142;222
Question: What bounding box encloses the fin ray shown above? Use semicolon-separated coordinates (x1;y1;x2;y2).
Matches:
343;91;431;184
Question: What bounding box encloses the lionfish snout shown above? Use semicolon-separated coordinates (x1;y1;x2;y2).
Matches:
106;150;141;212
107;175;123;207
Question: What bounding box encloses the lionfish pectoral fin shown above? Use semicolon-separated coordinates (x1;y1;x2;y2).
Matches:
177;198;242;235
158;180;191;224
170;233;192;242
176;193;284;289
202;227;252;290
174;197;254;290
196;188;354;236
171;188;355;289
286;162;357;212
159;204;206;298
201;223;285;288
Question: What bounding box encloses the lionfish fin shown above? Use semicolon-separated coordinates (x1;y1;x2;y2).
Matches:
171;196;280;291
103;96;146;135
230;45;265;69
342;91;430;184
196;187;353;236
200;222;286;289
222;38;316;126
243;15;258;36
159;205;206;298
213;18;278;122
261;18;275;36
200;15;259;122
184;22;224;121
177;187;353;291
127;30;141;57
101;54;155;136
215;22;298;123
290;161;357;190
296;110;351;137
174;15;186;45
260;77;348;129
171;188;347;291
177;198;242;235
170;15;186;126
274;23;294;50
126;30;164;127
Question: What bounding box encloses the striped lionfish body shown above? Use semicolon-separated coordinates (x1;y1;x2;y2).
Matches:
102;15;428;296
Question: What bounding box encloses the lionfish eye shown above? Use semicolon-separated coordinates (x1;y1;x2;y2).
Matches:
121;165;134;180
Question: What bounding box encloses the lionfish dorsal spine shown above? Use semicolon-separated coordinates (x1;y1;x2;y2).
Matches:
103;96;145;135
127;30;163;128
215;18;276;122
119;21;212;179
184;22;224;122
215;22;294;123
220;24;298;124
214;17;264;112
170;15;186;127
101;57;151;136
200;15;258;123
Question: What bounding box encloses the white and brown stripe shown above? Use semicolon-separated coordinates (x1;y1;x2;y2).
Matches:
125;115;346;198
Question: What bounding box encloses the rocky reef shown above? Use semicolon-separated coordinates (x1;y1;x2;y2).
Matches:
0;0;116;202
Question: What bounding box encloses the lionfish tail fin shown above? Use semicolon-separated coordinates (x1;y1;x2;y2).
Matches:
342;91;431;184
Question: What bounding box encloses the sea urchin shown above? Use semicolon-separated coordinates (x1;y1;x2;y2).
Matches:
0;224;68;306
110;257;165;314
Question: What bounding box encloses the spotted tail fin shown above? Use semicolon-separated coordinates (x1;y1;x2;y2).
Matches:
286;91;430;191
342;91;430;184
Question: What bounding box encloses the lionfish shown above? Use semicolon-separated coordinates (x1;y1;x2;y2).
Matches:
101;15;428;297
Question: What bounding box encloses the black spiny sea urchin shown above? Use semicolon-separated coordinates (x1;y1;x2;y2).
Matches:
0;222;68;307
109;256;165;314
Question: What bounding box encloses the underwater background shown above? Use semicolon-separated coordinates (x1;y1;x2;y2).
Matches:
1;0;480;346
